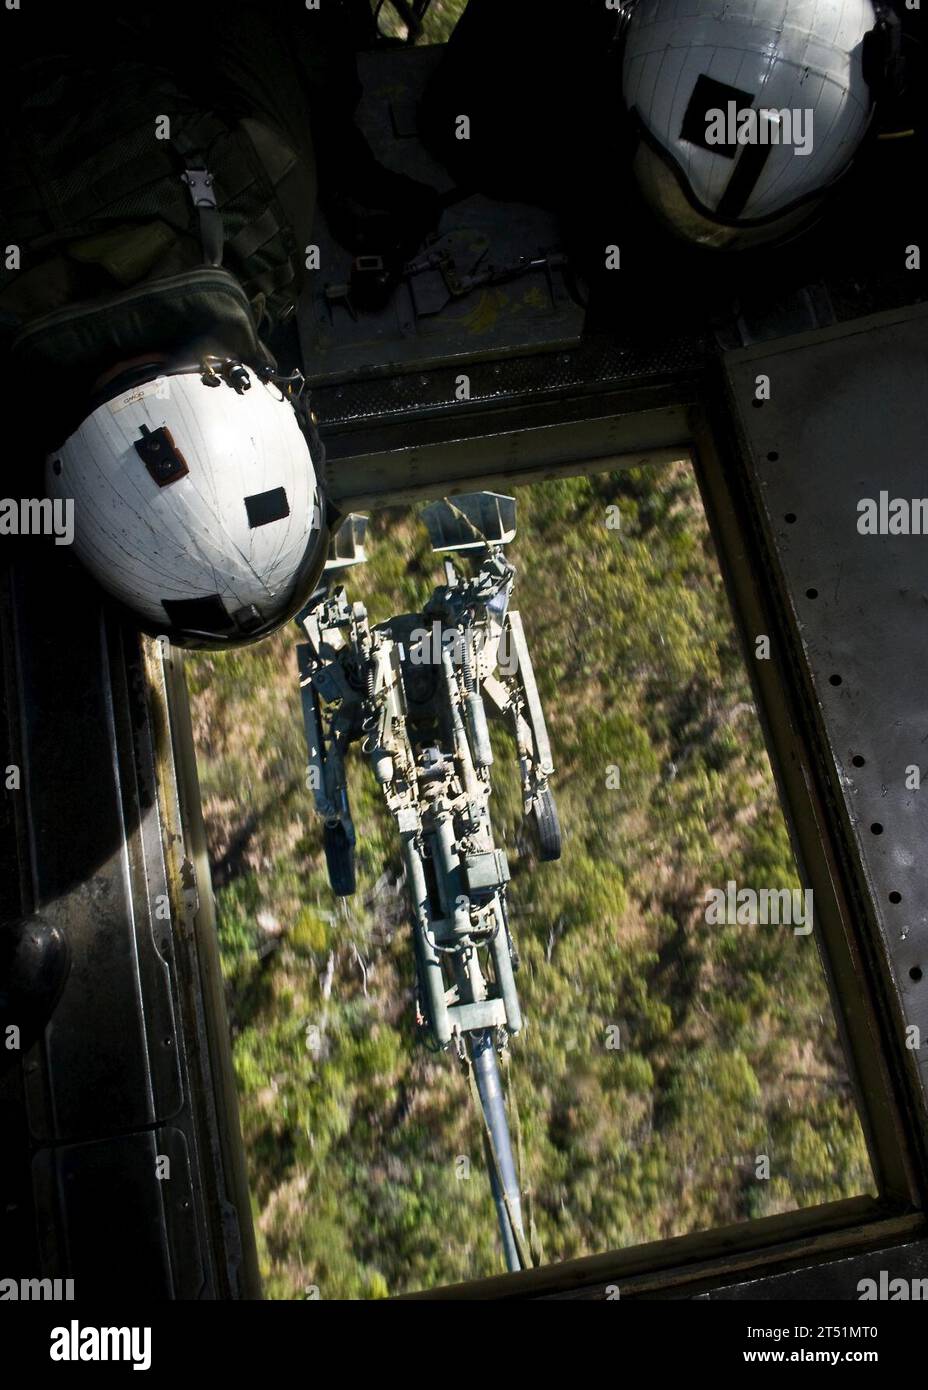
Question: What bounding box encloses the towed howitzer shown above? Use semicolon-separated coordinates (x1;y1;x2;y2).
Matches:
294;492;560;1271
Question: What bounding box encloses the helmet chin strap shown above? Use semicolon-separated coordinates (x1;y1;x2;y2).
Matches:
255;364;307;394
255;363;322;441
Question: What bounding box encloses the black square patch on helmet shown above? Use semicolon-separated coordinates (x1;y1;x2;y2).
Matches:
245;487;290;528
680;75;756;159
161;594;233;632
134;425;190;487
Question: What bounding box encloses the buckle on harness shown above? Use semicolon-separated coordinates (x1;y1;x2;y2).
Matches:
181;168;217;209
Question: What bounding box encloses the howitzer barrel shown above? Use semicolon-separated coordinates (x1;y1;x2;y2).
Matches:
470;1030;526;1272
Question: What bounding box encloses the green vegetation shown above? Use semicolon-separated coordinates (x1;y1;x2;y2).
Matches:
187;461;873;1298
373;0;466;44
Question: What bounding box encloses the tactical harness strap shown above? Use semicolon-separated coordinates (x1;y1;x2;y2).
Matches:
171;126;224;268
227;206;281;264
168;112;299;321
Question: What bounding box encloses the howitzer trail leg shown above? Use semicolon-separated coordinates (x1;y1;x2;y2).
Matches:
489;900;522;1035
505;611;554;778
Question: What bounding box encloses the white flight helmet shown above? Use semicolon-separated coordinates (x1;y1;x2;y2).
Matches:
47;361;329;648
621;0;893;249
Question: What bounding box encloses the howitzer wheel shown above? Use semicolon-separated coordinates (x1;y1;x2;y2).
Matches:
529;787;562;862
323;821;356;896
